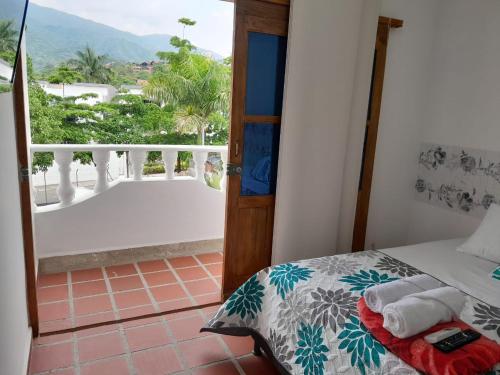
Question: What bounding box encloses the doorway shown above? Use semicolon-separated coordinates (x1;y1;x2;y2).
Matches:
17;0;290;336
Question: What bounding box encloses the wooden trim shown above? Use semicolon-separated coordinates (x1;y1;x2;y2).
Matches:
378;16;403;28
352;21;392;252
238;195;275;208
40;301;221;336
238;0;289;21
255;0;289;5
13;45;39;337
245;15;288;36
243;115;281;124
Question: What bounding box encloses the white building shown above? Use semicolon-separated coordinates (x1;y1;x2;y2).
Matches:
120;84;144;96
38;81;118;105
0;58;13;82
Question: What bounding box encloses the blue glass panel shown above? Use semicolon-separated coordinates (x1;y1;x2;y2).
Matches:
245;32;287;116
241;123;280;196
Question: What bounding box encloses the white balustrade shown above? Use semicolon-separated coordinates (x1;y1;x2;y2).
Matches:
130;150;147;181
31;144;229;207
54;150;75;206
194;151;209;183
92;150;110;193
162;150;178;180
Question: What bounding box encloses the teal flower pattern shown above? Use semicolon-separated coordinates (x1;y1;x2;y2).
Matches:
294;324;329;375
226;275;265;319
338;316;385;375
492;266;500;281
339;269;399;295
269;263;313;299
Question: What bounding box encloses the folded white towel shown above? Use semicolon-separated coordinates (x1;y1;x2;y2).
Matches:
364;274;443;313
382;286;466;339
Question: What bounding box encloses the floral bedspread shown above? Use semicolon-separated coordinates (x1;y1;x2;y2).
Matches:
202;250;500;374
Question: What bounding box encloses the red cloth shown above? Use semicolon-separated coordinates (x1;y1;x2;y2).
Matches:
358;298;500;375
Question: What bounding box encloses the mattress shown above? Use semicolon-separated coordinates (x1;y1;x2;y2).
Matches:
202;239;500;374
382;238;500;308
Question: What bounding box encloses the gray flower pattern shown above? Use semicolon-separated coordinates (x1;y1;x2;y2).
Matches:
350;250;380;259
309;287;358;333
268;329;294;371
276;288;312;343
472;303;500;338
308;256;361;276
375;256;421;277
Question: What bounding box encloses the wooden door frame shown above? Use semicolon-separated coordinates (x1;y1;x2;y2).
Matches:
13;40;39;337
352;16;403;252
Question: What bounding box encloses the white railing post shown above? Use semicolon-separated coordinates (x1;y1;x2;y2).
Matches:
92;149;110;193
220;150;228;191
130;150;147;181
162;150;178;180
54;150;75;205
194;151;208;183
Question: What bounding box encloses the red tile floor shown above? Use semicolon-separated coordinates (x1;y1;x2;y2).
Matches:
37;253;224;334
29;304;280;374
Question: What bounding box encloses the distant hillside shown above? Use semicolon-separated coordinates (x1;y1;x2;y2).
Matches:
23;4;222;70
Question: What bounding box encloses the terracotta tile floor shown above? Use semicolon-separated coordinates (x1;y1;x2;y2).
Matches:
30;305;279;375
37;253;223;334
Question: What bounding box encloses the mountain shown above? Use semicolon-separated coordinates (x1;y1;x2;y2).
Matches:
23;4;222;70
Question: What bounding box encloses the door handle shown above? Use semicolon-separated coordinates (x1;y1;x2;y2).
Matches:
227;163;242;176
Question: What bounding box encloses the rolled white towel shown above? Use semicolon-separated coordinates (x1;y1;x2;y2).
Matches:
364;274;443;313
382;286;466;339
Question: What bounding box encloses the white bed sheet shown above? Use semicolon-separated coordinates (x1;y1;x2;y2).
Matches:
381;238;500;308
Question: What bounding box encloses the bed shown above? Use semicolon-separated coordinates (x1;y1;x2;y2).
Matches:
201;239;500;374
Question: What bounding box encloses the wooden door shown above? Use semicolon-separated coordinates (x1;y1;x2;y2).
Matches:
352;17;403;252
222;0;289;298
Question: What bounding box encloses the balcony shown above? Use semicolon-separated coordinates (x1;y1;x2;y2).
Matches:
31;144;228;333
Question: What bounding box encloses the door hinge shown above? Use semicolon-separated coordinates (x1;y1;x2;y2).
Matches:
19;167;30;182
226;163;242;176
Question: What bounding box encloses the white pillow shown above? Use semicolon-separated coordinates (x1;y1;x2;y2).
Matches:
457;203;500;263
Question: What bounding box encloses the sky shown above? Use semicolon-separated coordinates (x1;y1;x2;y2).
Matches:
30;0;235;57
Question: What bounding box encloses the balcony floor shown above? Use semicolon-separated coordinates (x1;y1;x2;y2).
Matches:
37;253;223;334
29;304;279;375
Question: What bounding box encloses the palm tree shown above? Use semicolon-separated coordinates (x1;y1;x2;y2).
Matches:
70;46;113;84
144;48;230;144
0;20;17;53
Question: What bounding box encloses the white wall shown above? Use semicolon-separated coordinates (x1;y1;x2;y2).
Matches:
364;0;440;250
272;0;379;263
0;92;32;375
406;0;500;244
336;0;381;252
35;179;225;257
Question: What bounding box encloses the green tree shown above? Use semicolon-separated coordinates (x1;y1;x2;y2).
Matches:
144;20;230;145
0;20;17;53
70;46;113;83
178;17;196;39
48;65;83;97
0;20;17;68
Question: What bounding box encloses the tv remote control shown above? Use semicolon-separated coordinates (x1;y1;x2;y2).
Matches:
433;329;481;353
